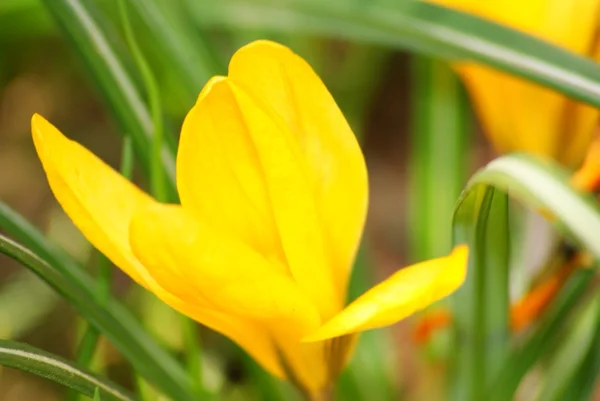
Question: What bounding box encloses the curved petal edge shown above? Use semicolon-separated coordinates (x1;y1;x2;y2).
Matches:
303;245;469;342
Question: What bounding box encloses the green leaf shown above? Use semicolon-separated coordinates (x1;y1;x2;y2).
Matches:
38;0;177;189
459;154;600;255
480;190;510;378
489;269;593;401
190;0;600;109
0;209;200;401
539;289;600;401
0;270;59;339
450;187;510;400
409;56;469;260
558;295;600;401
0;0;53;40
0;340;135;401
118;0;167;202
126;0;223;105
452;153;600;401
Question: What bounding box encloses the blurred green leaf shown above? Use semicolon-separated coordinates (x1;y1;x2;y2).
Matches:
480;191;510;378
239;351;294;401
410;56;468;260
453;154;600;401
490;269;593;401
126;0;223;105
191;0;600;109
450;187;510;400
0;271;59;339
0;0;54;40
539;289;600;401
0;206;201;400
558;294;600;401
0;339;135;401
459;154;600;256
118;0;167;202
39;0;177;190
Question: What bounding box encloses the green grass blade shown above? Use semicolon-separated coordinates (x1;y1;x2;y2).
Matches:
450;186;486;401
38;0;176;189
73;324;101;369
126;0;223;105
0;207;198;400
489;269;593;401
193;0;600;109
410;56;468;260
187;0;463;57
539;289;600;401
557;295;600;401
118;0;167;202
452;153;600;401
0;0;53;40
451;187;510;401
460;154;600;255
481;190;510;378
0;339;136;401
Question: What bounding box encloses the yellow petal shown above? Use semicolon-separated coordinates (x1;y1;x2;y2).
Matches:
31;114;155;288
429;0;600;165
228;40;368;303
128;202;320;329
459;66;567;159
267;329;357;395
156;290;285;379
177;77;287;271
562;35;600;166
304;245;469;342
269;327;330;395
570;132;600;191
177;74;340;320
128;201;327;386
31;114;286;379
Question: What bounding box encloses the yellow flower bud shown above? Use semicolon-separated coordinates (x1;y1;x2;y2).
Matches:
431;0;600;166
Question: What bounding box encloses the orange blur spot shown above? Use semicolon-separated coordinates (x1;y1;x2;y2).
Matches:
412;309;453;344
510;257;579;331
571;134;600;192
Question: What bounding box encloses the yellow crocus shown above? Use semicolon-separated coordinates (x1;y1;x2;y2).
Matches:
430;0;600;166
31;40;468;397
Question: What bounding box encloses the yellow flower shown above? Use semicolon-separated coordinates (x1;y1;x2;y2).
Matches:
430;0;600;166
31;40;468;396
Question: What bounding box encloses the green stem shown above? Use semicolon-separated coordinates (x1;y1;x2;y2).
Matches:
409;55;468;260
118;2;204;397
118;0;166;202
120;136;135;181
181;318;203;396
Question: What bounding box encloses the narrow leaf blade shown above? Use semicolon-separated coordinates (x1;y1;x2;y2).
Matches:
0;340;135;401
